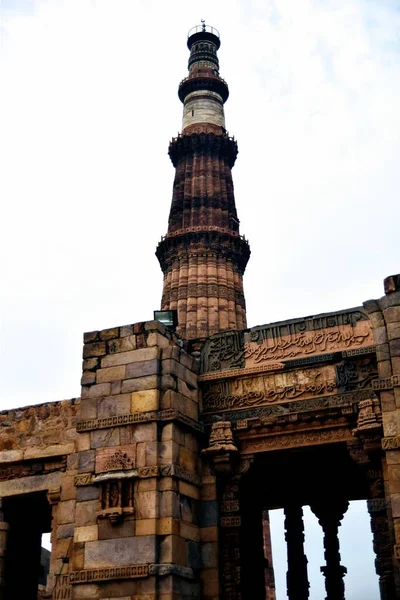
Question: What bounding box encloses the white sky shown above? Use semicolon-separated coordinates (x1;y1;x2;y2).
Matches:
1;1;397;597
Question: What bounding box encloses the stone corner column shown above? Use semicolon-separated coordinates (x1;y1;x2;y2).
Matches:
365;274;400;595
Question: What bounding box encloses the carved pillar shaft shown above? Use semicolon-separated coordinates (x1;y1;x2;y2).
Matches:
365;465;396;600
311;501;349;600
284;505;309;600
220;481;242;600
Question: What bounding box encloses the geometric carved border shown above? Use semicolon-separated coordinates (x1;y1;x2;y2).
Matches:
372;375;400;391
77;409;203;434
240;427;353;454
70;565;149;584
74;463;201;488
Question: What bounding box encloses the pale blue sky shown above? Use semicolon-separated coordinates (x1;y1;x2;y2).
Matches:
1;1;397;597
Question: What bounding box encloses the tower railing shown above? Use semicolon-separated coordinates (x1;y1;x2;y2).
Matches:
188;24;220;39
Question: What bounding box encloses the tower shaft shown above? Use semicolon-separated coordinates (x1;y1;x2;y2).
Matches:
156;25;250;340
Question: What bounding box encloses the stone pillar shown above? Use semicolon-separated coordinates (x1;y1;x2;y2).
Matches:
262;510;276;600
219;480;242;600
347;439;396;599
0;499;8;600
364;274;400;594
367;476;396;599
284;505;309;600
311;500;349;600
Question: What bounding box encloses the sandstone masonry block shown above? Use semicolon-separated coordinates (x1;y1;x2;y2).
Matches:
102;347;160;368
79;398;97;420
131;389;159;413
83;342;106;358
125;360;159;379
75;500;98;527
90;428;120;449
81;371;96;386
121;375;159;394
120;325;134;337
58;499;76;524
83;358;100;371
96;365;126;383
388;322;400;342
99;327;119;341
108;335;137;353
384;307;400;323
78;450;95;473
83;331;98;343
97;394;131;418
74;525;98;542
147;331;171;348
88;383;111;399
84;537;156;568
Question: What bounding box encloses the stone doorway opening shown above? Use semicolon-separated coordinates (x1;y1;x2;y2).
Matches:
221;442;393;600
3;491;52;600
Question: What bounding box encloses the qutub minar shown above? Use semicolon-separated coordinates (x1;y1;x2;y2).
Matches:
1;23;400;600
156;23;249;340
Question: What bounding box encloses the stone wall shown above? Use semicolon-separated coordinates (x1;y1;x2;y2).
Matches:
46;319;205;600
0;399;78;465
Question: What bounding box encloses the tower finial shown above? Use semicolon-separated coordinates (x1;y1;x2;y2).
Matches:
201;18;206;32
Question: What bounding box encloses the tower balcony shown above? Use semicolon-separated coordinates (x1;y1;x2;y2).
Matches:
178;74;229;104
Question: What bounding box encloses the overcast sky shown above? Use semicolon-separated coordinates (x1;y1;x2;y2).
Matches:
1;0;398;597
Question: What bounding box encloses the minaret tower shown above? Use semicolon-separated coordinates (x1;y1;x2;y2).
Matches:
156;23;250;340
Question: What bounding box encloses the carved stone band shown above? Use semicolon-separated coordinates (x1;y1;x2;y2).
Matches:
74;464;201;488
70;565;148;584
77;409;203;434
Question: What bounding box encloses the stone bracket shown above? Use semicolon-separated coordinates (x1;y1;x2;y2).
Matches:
148;564;195;579
74;464;201;488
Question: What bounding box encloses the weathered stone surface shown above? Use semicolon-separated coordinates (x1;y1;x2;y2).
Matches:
74;525;98;542
99;327;119;341
96;365;126;384
81;371;96;386
147;331;171;348
0;471;61;497
78;450;95;473
120;325;134;338
90;428;120;449
98;517;136;540
58;499;76;524
200;500;218;527
131;390;159;413
83;331;98;343
84;537;156;568
125;360;159;380
121;375;159;393
131;423;157;443
83;357;100;371
83;342;106;358
75;500;98;526
102;347;160;368
97;394;131;419
388;322;400;342
76;485;99;502
88;383;112;399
